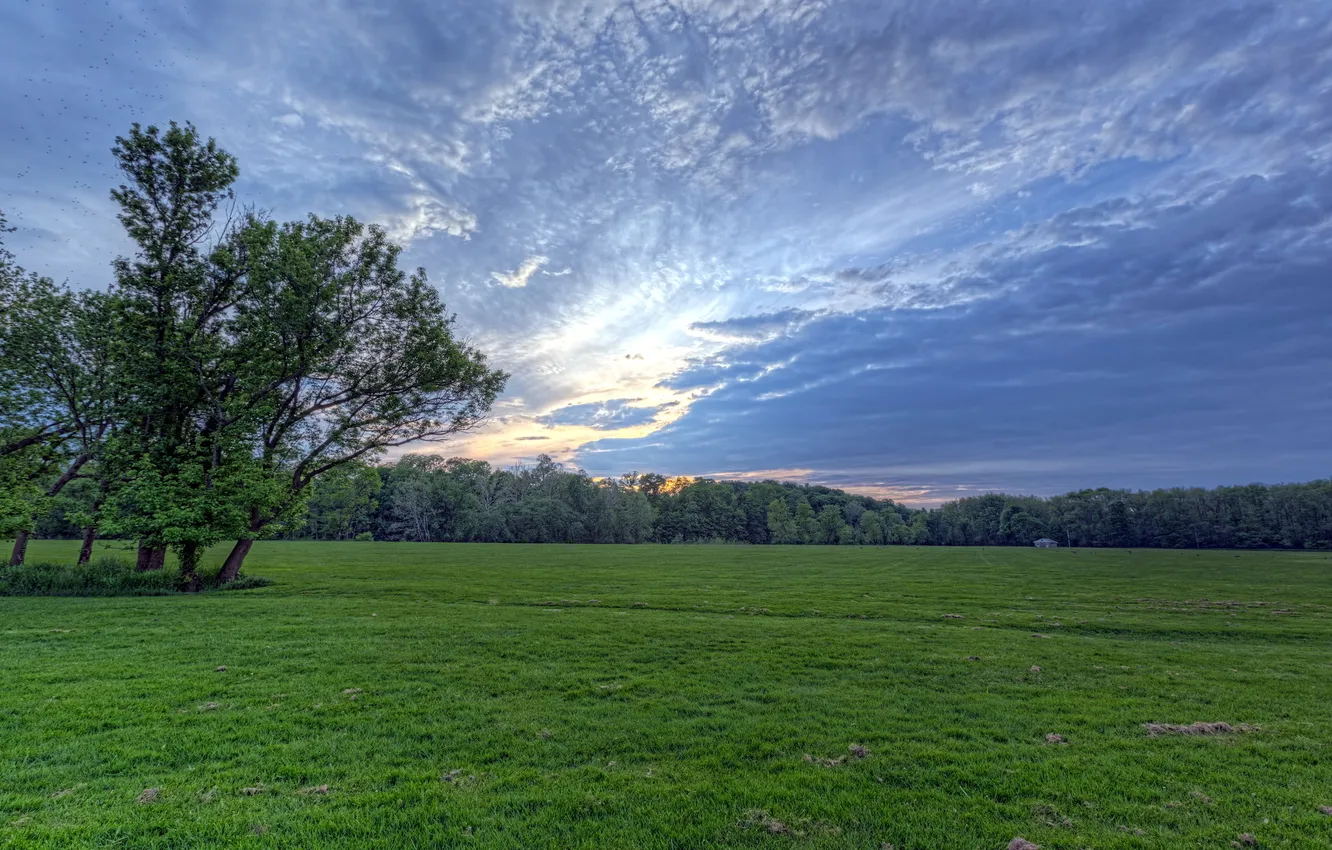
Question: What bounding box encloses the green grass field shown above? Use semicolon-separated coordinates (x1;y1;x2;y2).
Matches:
2;542;1330;849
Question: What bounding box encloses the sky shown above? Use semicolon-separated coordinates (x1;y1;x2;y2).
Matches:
2;0;1330;504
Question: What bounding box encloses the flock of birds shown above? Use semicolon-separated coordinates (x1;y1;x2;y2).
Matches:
4;1;262;272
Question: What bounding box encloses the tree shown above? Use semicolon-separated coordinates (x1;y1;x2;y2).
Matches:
0;211;120;566
1;279;116;565
909;512;930;544
999;503;1042;546
794;500;818;544
284;466;1332;551
743;482;785;543
301;462;381;540
98;121;246;588
816;504;848;544
212;214;507;579
0;215;67;551
767;498;797;544
882;510;908;543
611;486;654;543
858;510;885;545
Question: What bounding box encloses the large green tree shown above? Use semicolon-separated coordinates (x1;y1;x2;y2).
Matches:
97;121;248;588
211;214;507;580
83;121;506;587
1;278;116;565
0;213;73;467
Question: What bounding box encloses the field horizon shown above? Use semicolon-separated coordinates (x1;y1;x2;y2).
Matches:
2;541;1330;848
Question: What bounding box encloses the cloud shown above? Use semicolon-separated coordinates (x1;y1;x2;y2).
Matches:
381;195;479;243
576;165;1332;499
688;309;819;344
538;398;675;431
4;0;1330;493
491;254;549;288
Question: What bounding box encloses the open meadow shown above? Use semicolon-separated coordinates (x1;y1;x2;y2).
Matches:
2;542;1330;849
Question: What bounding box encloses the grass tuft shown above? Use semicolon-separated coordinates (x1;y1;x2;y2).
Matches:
0;556;270;596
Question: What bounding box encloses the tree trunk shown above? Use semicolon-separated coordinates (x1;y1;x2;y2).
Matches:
9;530;29;567
78;526;97;565
218;537;254;584
137;543;167;572
178;542;201;592
219;509;266;584
5;453;90;568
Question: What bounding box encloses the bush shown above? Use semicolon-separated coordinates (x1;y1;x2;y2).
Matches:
0;557;271;596
354;531;374;542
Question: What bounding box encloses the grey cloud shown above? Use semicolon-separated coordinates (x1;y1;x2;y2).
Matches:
688;308;818;343
4;0;1329;488
579;166;1332;497
537;398;672;430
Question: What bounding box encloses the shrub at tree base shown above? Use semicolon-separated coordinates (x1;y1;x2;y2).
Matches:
0;557;269;596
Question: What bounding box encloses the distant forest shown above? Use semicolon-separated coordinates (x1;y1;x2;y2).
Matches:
32;454;1332;550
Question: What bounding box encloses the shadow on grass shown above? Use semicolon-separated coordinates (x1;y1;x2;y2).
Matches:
0;557;270;596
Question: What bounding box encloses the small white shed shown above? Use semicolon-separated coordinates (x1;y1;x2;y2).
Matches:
1034;538;1058;548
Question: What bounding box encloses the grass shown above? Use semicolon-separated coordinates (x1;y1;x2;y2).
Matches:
1;541;1330;849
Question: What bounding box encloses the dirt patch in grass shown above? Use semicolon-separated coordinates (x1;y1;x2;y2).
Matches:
804;743;871;767
1008;838;1040;850
740;809;841;839
136;788;159;804
441;769;477;785
743;809;793;836
1144;722;1257;737
1033;804;1074;828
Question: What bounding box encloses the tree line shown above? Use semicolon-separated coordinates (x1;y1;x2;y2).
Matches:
33;452;1327;549
0;122;506;586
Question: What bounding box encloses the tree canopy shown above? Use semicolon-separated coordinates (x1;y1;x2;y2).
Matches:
0;123;507;584
122;453;1331;551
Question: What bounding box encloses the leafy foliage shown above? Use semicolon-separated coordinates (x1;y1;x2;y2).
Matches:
273;456;1332;549
0;124;504;582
